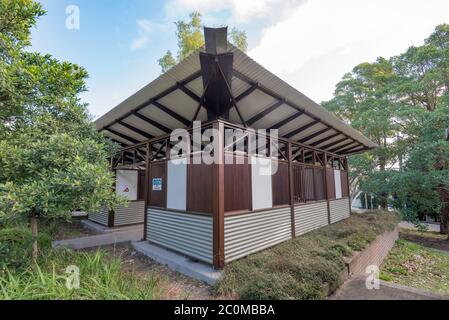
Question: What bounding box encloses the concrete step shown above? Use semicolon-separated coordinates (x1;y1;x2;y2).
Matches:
52;230;143;250
132;241;222;285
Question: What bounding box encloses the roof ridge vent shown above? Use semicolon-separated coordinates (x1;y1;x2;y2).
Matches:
204;27;228;55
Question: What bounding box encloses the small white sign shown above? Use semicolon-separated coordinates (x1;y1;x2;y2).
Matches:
152;178;162;191
116;170;138;200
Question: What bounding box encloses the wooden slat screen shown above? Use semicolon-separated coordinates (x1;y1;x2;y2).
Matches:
314;168;325;200
272;161;290;206
293;164;304;203
224;154;251;212
326;169;336;200
304;167;315;201
187;161;214;213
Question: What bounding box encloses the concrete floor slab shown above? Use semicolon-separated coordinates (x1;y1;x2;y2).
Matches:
132;241;222;285
81;219;143;234
330;276;448;300
52;229;143;250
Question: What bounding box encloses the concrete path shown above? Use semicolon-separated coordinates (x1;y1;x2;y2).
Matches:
330;276;448;300
52;229;143;250
132;241;222;285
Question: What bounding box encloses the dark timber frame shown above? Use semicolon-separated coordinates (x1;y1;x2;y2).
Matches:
108;118;350;269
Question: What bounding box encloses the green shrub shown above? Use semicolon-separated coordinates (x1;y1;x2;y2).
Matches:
214;211;400;300
0;227;51;270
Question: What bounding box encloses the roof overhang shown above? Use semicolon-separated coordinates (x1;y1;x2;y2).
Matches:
96;38;376;156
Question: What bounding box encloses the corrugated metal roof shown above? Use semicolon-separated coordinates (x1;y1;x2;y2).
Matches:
95;46;377;155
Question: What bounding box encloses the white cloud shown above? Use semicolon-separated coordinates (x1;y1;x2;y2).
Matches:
130;20;165;50
165;0;304;23
248;0;449;102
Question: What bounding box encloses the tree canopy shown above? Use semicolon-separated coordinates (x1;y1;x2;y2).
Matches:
323;24;449;229
158;11;248;73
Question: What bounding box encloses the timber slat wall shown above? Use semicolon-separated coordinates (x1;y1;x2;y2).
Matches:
224;207;292;263
272;162;290;206
187;162;214;213
224;155;251;212
147;208;213;264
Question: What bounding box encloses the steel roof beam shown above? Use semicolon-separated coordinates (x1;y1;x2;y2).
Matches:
103;127;140;145
232;69;369;149
116;120;154;140
132;112;171;133
319;137;351;151
99;71;201;131
151;100;191;127
247;99;285;126
338;145;367;155
329;141;359;153
270;111;304;130
310;132;341;147
284;120;320;139
298;127;332;144
236;83;259;102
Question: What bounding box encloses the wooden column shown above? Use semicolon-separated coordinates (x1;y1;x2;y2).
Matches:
143;142;150;241
288;142;296;238
324;153;331;225
212;121;225;269
345;157;351;214
108;209;115;228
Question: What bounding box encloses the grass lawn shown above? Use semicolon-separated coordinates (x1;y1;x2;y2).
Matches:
380;239;449;296
214;211;400;300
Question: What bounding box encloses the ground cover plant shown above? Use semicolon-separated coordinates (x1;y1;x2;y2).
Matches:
214;211;399;300
380;239;449;296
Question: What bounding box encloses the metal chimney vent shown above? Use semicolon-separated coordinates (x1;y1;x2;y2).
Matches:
204;27;228;54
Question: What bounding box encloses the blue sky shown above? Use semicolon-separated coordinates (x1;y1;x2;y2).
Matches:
31;0;449;119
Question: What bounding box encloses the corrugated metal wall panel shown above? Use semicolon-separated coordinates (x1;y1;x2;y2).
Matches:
88;206;109;226
295;202;328;236
147;209;213;264
114;201;145;226
330;198;351;224
224;207;292;263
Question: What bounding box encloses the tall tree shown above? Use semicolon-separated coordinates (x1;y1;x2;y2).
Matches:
158;11;248;72
389;25;449;232
0;0;124;263
324;24;449;233
323;58;399;208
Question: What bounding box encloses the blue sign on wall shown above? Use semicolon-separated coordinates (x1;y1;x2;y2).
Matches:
152;178;162;191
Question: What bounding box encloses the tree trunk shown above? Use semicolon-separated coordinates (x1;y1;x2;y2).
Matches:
379;155;388;210
30;214;38;265
439;187;449;236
